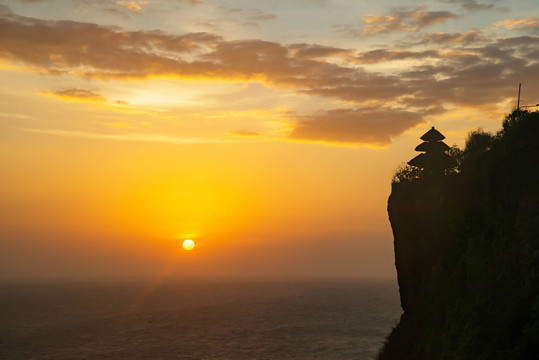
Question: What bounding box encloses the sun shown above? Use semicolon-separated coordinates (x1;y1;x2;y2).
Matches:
182;239;195;251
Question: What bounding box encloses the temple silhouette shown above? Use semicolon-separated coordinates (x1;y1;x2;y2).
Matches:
408;126;455;174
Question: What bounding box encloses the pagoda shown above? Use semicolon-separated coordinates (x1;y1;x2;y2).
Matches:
408;127;455;174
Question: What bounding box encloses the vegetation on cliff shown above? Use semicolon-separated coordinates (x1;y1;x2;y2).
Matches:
379;110;539;360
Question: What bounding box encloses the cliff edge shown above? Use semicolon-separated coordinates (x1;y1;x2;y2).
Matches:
378;110;539;360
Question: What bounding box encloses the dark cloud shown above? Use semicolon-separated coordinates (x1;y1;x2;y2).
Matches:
305;0;328;5
415;30;490;45
333;23;363;38
413;9;457;26
0;5;12;14
1;11;539;146
100;7;131;19
352;49;440;64
215;6;276;30
444;0;494;12
397;42;535;108
17;0;54;3
43;88;105;102
288;44;349;59
496;35;539;47
298;72;408;104
217;6;276;22
0;13;221;76
178;0;203;4
245;10;276;22
496;36;539;58
217;6;242;14
290;108;426;146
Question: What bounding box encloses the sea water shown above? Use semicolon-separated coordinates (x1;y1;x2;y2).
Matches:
0;278;401;359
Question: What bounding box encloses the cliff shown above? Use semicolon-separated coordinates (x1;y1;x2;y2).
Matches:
378;111;539;360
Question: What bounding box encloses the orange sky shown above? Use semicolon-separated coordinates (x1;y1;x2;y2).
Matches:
1;0;538;278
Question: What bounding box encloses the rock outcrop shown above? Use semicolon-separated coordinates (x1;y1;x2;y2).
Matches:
378;111;539;360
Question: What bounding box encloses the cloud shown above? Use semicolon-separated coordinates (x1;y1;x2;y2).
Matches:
17;0;53;3
361;6;457;35
216;6;276;21
351;49;483;66
289;108;428;146
2;11;539;146
333;23;363;38
0;13;221;77
229;131;263;137
21;128;240;144
244;9;276;22
495;36;539;59
215;6;276;30
396;46;537;108
116;1;148;13
0;5;12;14
444;0;494;12
167;0;204;4
415;30;489;45
100;7;131;19
288;44;349;59
494;17;539;31
412;9;457;27
41;88;105;102
305;0;328;5
352;49;440;64
105;122;133;129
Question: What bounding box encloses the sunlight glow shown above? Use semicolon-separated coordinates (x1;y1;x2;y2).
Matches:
182;239;195;251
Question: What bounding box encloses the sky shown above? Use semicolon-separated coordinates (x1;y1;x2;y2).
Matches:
1;0;539;279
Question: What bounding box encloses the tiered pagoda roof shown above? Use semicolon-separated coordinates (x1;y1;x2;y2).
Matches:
420;127;445;142
408;127;455;173
415;141;451;153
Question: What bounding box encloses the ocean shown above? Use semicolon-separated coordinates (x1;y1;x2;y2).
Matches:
0;278;401;359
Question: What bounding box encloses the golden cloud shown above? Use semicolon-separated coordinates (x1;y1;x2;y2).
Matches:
361;6;457;35
494;17;539;31
229;131;264;137
21;128;240;144
116;1;148;13
2;10;539;146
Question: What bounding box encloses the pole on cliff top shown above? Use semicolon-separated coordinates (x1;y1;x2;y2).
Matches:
516;83;539;115
517;83;521;109
517;83;521;121
517;83;522;114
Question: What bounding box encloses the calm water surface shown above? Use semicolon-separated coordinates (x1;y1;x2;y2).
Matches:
0;278;401;359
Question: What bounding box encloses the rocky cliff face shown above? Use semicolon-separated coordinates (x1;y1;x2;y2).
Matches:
378;111;539;360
